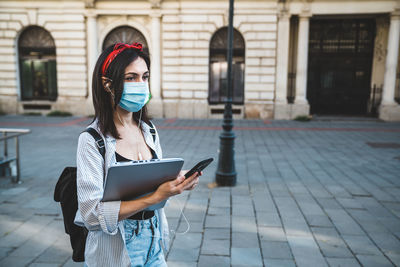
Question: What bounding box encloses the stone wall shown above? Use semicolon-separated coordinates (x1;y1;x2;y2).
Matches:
161;1;278;119
0;1;88;115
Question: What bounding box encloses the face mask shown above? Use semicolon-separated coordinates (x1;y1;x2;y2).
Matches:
119;82;151;112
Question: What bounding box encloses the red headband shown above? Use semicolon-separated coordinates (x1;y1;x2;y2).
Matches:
101;42;143;76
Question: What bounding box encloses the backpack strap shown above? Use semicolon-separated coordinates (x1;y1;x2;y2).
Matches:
148;121;156;143
84;127;105;160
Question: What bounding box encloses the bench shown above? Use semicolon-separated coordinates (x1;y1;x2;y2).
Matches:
0;128;31;184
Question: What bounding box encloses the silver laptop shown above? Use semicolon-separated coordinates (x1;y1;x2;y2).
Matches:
102;158;184;210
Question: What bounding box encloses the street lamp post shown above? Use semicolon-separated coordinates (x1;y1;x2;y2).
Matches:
215;0;237;186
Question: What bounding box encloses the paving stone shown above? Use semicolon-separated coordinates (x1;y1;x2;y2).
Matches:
207;207;230;216
356;254;394;267
326;257;361;267
312;227;353;258
198;255;230;267
232;216;257;233
232;204;255;217
0;215;24;238
384;252;400;265
317;198;342;210
281;216;312;236
274;197;303;219
205;215;230;228
232;232;259;248
201;238;229;256
166;261;197;267
177;220;203;233
377;218;400;233
209;195;230;208
263;258;296;267
342;235;382;255
304;214;333;227
287;235;328;267
0;256;32;267
256;212;282;227
33;235;71;264
28;263;60;267
172;233;202;250
231;247;262;266
167;247;200;262
325;209;365;235
62;258;83;267
261;241;292;259
9;220;64;259
203;228;230;241
337;198;364;209
258;226;287;242
0;247;14;260
368;233;400;254
0;215;54;248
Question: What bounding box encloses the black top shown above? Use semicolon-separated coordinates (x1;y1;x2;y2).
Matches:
115;147;158;162
115;147;158;220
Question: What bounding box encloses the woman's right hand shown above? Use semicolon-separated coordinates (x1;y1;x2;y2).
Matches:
153;172;199;202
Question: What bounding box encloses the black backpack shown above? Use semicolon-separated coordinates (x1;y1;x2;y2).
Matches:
54;128;105;262
54;124;157;262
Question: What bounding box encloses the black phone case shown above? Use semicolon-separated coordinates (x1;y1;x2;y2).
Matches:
185;158;213;178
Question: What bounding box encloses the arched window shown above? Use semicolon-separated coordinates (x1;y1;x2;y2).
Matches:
209;27;245;104
102;26;149;54
18;26;57;101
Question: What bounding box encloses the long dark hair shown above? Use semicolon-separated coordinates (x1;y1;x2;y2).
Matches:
92;44;151;139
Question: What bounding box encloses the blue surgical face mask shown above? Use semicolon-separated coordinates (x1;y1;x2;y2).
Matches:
119;82;151;112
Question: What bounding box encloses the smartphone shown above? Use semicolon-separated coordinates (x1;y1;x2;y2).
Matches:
184;158;214;178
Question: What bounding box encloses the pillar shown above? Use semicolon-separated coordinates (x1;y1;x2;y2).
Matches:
148;10;163;118
379;11;400;121
85;10;98;115
274;11;291;119
291;12;311;118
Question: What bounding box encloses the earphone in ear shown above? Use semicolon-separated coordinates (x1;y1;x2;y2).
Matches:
105;84;112;93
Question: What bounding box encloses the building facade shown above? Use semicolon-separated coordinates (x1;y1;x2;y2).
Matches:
0;0;399;120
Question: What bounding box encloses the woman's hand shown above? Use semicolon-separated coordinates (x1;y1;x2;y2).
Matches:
153;171;202;202
180;170;202;190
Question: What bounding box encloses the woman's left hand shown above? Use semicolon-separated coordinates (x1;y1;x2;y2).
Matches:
180;170;202;190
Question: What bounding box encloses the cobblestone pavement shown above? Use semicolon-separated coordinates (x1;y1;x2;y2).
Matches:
0;115;400;267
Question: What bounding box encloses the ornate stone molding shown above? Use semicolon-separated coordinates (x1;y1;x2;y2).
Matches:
84;0;96;9
149;0;162;9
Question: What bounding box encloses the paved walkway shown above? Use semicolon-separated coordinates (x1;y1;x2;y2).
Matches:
0;115;400;267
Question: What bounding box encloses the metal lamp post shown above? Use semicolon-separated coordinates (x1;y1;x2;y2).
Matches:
215;0;237;186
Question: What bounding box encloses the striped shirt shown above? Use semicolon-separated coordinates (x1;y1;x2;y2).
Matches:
74;119;170;267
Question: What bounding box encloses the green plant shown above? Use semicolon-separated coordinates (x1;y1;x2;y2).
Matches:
47;110;73;117
294;115;312;122
23;112;42;116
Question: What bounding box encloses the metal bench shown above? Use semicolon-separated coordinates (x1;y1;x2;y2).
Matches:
0;128;31;184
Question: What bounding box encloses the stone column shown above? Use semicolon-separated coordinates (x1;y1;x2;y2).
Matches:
274;11;291;119
148;10;163;118
85;10;98;115
379;11;400;121
291;12;311;118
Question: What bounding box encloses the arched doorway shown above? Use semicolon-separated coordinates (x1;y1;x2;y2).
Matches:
18;26;57;101
102;26;149;54
209;27;245;104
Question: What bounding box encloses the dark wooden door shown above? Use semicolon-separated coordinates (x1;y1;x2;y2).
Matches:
307;18;375;115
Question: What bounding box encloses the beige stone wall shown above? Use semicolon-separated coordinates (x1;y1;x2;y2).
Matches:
0;1;88;115
161;1;278;119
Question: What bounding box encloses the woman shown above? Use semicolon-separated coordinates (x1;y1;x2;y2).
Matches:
75;42;200;266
